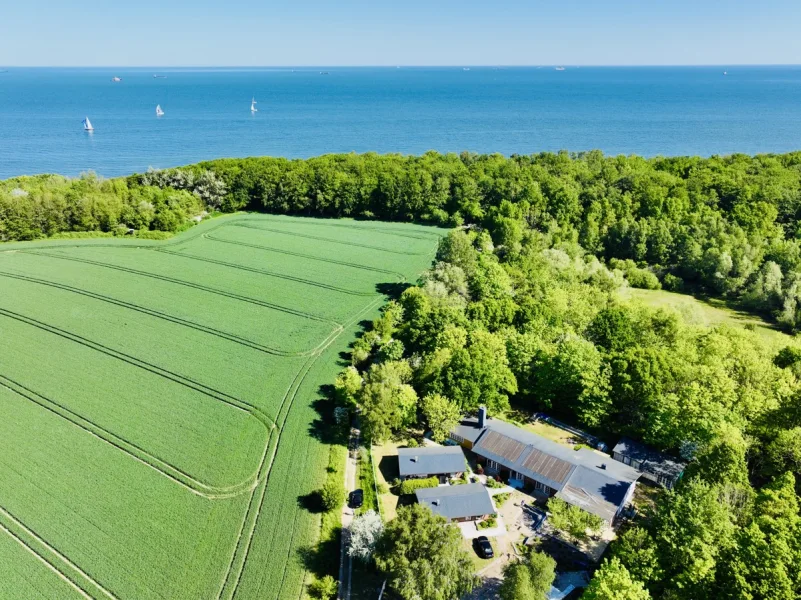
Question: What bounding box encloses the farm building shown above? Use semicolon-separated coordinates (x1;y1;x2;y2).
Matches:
415;483;495;523
612;437;686;489
398;446;466;483
450;408;640;524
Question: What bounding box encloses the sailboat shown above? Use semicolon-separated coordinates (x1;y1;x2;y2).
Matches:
250;97;258;113
156;104;165;117
82;117;94;131
111;76;122;82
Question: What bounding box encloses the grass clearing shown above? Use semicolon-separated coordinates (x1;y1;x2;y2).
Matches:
496;411;579;447
625;288;795;350
372;440;404;522
0;214;443;599
356;448;380;516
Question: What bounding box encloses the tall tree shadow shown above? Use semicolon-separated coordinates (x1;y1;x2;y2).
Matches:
308;388;347;446
376;281;411;300
297;524;342;579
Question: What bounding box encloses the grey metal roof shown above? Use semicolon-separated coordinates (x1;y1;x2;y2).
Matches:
613;437;686;481
450;417;484;443
398;446;466;478
468;418;640;521
415;483;495;521
556;465;635;522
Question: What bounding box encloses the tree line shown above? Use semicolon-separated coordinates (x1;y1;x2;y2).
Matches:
6;150;801;328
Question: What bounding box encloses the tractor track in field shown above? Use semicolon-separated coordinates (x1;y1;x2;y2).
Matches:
0;524;95;600
0;270;337;357
250;217;444;241
202;232;408;279
22;250;341;327
155;249;380;297
0;216;441;600
221;293;390;600
0;373;268;500
0;505;118;600
231;222;433;255
0;308;277;497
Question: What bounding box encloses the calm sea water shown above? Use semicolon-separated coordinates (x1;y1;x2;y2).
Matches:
1;66;801;179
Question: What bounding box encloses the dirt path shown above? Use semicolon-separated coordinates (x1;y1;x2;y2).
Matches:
338;424;360;600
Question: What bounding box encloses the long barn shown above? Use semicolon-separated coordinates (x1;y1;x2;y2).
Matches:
451;408;640;524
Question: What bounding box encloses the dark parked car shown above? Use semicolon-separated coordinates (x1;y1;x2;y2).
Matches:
348;489;364;509
473;536;494;559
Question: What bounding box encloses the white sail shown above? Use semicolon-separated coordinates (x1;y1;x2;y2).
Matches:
156;104;164;116
251;97;258;112
83;117;93;131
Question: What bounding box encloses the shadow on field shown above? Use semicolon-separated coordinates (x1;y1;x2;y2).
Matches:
308;391;349;446
297;526;342;581
376;281;410;299
297;491;325;514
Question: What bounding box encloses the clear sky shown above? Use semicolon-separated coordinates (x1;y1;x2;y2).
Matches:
3;0;801;66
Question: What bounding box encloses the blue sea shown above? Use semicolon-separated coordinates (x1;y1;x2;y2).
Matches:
1;66;801;179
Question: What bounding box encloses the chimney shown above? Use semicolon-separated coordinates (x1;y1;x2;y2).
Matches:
599;463;607;470
412;456;418;463
432;500;440;506
478;406;487;429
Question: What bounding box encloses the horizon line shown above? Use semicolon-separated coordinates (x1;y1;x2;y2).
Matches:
3;63;801;69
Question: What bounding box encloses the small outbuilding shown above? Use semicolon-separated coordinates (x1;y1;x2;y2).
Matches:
612;438;685;489
398;446;466;484
415;483;495;523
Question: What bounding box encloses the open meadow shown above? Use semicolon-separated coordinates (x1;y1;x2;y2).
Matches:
0;214;443;600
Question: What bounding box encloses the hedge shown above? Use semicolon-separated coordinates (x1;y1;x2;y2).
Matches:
398;476;439;495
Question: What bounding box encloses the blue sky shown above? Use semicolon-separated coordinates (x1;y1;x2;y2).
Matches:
3;0;801;66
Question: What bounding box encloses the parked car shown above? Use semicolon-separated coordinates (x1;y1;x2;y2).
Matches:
473;536;494;559
348;489;364;509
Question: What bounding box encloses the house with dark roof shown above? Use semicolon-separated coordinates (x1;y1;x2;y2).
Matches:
450;408;640;524
398;446;466;484
612;438;685;489
415;483;495;523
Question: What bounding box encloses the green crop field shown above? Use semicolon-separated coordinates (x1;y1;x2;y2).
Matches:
0;215;443;600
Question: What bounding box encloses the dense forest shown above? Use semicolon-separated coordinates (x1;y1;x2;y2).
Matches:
335;226;801;600
4;151;801;597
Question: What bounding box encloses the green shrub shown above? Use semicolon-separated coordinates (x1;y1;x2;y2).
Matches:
486;477;504;489
546;497;603;542
609;258;661;290
320;480;345;512
494;493;511;508
134;229;175;240
398;476;439;495
477;515;497;530
662;273;684;292
309;575;338;599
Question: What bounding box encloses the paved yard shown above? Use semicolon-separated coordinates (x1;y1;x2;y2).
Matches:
458;514;507;539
